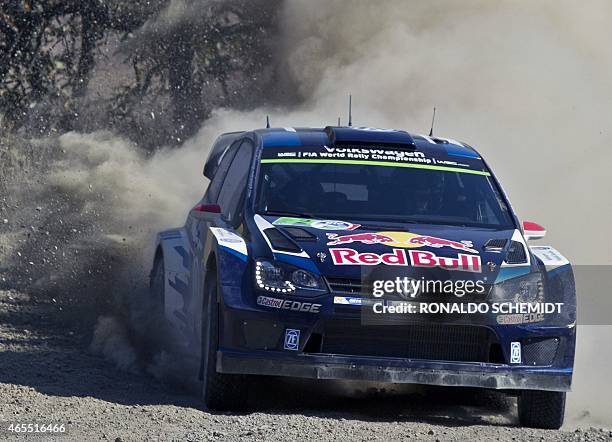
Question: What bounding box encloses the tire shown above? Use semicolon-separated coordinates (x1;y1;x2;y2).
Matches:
201;270;248;411
149;254;165;317
518;390;566;429
131;253;166;363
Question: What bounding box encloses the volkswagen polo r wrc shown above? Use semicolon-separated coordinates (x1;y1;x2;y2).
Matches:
149;126;576;429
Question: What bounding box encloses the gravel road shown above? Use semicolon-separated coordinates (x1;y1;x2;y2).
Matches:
0;289;610;441
0;140;608;441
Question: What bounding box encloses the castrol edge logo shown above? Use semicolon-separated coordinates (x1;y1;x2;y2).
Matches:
329;248;482;273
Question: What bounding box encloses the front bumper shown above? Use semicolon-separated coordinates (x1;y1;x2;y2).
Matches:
218;280;575;393
218;349;572;392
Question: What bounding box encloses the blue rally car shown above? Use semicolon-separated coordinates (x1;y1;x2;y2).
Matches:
150;126;576;429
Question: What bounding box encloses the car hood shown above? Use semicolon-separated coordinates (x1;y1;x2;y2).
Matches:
264;215;522;283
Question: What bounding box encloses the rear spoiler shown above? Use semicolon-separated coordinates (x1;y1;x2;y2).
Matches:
203;131;245;179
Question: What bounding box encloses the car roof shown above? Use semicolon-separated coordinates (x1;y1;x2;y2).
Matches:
203;126;482;179
250;126;481;158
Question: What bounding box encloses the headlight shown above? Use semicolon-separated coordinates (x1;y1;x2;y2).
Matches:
254;260;326;296
489;272;544;303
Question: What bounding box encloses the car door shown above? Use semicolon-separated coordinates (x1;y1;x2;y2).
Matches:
165;140;241;337
187;139;255;338
187;139;254;339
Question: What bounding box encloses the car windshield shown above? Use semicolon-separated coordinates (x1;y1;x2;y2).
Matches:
256;161;514;228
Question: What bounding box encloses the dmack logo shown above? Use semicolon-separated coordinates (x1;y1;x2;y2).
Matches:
330;248;482;273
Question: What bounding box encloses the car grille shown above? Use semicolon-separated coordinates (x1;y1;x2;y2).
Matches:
521;337;559;366
326;277;490;301
319;320;498;363
326;277;371;297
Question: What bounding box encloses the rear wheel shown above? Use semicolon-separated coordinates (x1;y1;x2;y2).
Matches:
201;270;248;411
149;254;165;316
131;253;167;363
518;390;566;429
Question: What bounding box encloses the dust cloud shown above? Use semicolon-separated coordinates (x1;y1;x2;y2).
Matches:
2;0;610;427
272;1;612;426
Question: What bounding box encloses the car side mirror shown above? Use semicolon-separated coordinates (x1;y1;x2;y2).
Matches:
190;204;222;221
523;221;546;240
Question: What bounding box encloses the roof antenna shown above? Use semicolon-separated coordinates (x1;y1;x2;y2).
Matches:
348;95;353;127
428;107;436;137
265;115;270;129
338;117;341;126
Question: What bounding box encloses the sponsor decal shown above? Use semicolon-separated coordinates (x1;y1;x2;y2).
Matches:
261;142;489;175
411;250;482;273
320;145;427;162
330;248;408;266
257;296;321;313
327;232;395;246
329;248;482;273
260;158;490;176
273;217;360;231
510;342;522;364
326;231;478;254
284;329;300;351
497;313;544;325
333;296;364;306
210;227;247;257
529;246;570;269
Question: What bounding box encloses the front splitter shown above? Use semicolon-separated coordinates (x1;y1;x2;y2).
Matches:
217;350;572;392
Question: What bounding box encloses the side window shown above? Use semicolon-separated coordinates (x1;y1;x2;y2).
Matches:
205;141;240;203
217;140;254;224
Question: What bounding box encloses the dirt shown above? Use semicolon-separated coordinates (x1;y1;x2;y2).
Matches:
0;289;609;441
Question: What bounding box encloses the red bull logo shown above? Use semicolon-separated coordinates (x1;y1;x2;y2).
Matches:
407;235;477;254
329;248;482;272
326;232;395;245
330;248;408;266
410;250;482;273
326;231;478;254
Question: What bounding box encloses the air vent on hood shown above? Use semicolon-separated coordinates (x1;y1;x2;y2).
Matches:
280;227;317;241
264;228;302;253
324;126;416;148
484;238;508;252
505;240;528;264
431;137;449;144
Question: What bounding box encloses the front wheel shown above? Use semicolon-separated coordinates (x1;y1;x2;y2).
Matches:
518;390;566;429
201;271;248;411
